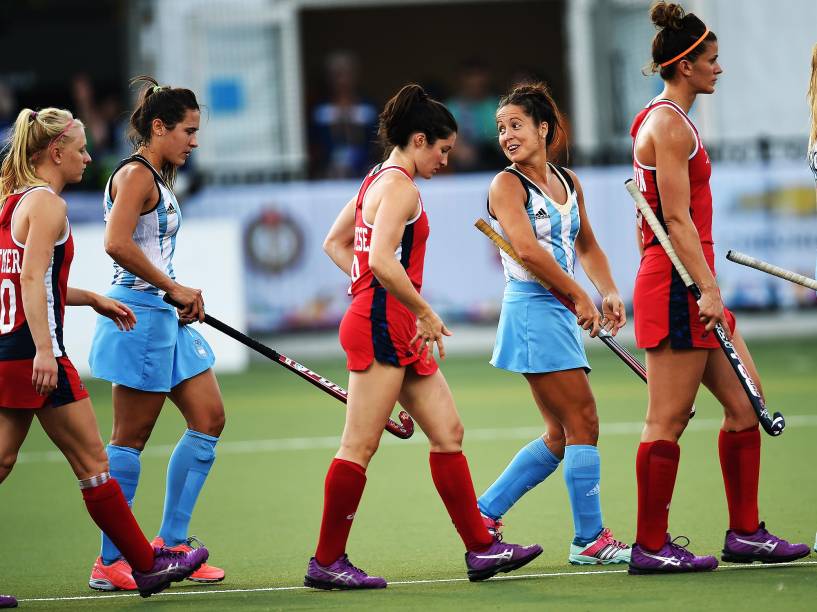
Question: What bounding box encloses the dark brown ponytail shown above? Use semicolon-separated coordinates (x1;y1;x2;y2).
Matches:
378;84;457;150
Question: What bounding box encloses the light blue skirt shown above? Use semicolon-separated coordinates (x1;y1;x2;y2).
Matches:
89;285;215;392
491;280;590;374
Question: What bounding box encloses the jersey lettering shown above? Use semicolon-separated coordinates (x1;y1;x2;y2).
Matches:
354;227;370;253
0;248;22;275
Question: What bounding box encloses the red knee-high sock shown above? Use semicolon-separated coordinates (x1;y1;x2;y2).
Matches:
81;478;154;572
635;440;680;552
718;426;760;534
315;458;367;566
429;451;493;552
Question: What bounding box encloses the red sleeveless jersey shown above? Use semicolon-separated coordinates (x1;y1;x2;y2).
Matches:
349;164;429;296
631;98;713;254
0;187;73;360
339;164;437;374
629;99;736;350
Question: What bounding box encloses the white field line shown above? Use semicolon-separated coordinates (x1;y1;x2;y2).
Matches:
18;560;817;603
16;415;817;465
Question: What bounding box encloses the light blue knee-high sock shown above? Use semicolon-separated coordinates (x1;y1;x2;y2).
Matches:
477;437;561;520
158;429;219;546
101;445;142;564
563;444;603;546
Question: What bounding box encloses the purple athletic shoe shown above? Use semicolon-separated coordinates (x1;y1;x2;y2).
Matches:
629;534;718;575
132;546;209;598
304;555;387;590
0;595;17;609
466;536;543;581
722;522;811;564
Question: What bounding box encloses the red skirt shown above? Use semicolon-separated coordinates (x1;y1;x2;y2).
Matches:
634;246;736;350
0;356;89;409
340;287;438;375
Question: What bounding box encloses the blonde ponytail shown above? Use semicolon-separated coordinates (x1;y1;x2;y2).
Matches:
0;107;81;200
808;43;817;151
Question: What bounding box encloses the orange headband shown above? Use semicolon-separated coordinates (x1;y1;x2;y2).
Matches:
659;28;710;68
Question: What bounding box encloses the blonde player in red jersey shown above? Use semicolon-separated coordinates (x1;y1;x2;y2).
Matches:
304;84;542;590
0;107;208;598
807;41;817;556
627;2;809;575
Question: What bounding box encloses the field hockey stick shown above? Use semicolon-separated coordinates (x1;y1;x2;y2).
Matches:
624;180;784;436
162;295;414;439
726;250;817;291
475;218;649;383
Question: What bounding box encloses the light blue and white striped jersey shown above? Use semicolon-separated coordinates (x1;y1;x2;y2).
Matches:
103;155;180;295
489;164;580;283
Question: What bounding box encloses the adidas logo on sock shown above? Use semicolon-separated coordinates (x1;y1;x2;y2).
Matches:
586;482;600;496
535;208;547;220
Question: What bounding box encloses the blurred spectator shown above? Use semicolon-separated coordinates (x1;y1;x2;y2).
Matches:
445;59;503;172
310;51;378;179
0;82;16;145
70;74;128;189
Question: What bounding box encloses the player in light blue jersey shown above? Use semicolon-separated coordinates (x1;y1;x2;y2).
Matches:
86;76;226;591
476;83;631;565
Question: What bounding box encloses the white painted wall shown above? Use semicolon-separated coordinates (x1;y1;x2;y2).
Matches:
64;219;248;376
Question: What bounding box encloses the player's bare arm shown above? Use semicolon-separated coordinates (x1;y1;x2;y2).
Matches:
16;190;66;395
569;170;625;333
490;170;600;335
368;176;450;358
650;109;726;331
323;196;357;276
66;288;136;331
106;162;203;320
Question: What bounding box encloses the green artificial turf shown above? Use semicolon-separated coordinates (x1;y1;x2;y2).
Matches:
2;337;816;610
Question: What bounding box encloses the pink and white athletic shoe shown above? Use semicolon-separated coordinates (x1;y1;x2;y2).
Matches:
569;527;631;565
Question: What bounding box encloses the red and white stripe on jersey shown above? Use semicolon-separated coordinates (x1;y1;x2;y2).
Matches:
348;164;429;297
0;186;73;360
630;98;714;251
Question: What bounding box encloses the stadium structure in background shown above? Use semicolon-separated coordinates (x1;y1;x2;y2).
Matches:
2;0;815;182
1;0;815;337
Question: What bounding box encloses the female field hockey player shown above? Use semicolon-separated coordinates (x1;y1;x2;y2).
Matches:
808;41;817;556
0;107;207;599
475;83;631;566
305;84;542;590
86;77;225;591
809;43;817;281
627;2;809;574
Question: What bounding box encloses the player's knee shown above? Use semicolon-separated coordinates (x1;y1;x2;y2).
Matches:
110;423;153;451
721;396;756;425
544;430;566;458
564;400;599;443
187;402;226;437
72;445;110;481
0;450;19;483
428;420;464;452
206;404;226;436
339;438;380;464
449;420;465;446
645;412;688;441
